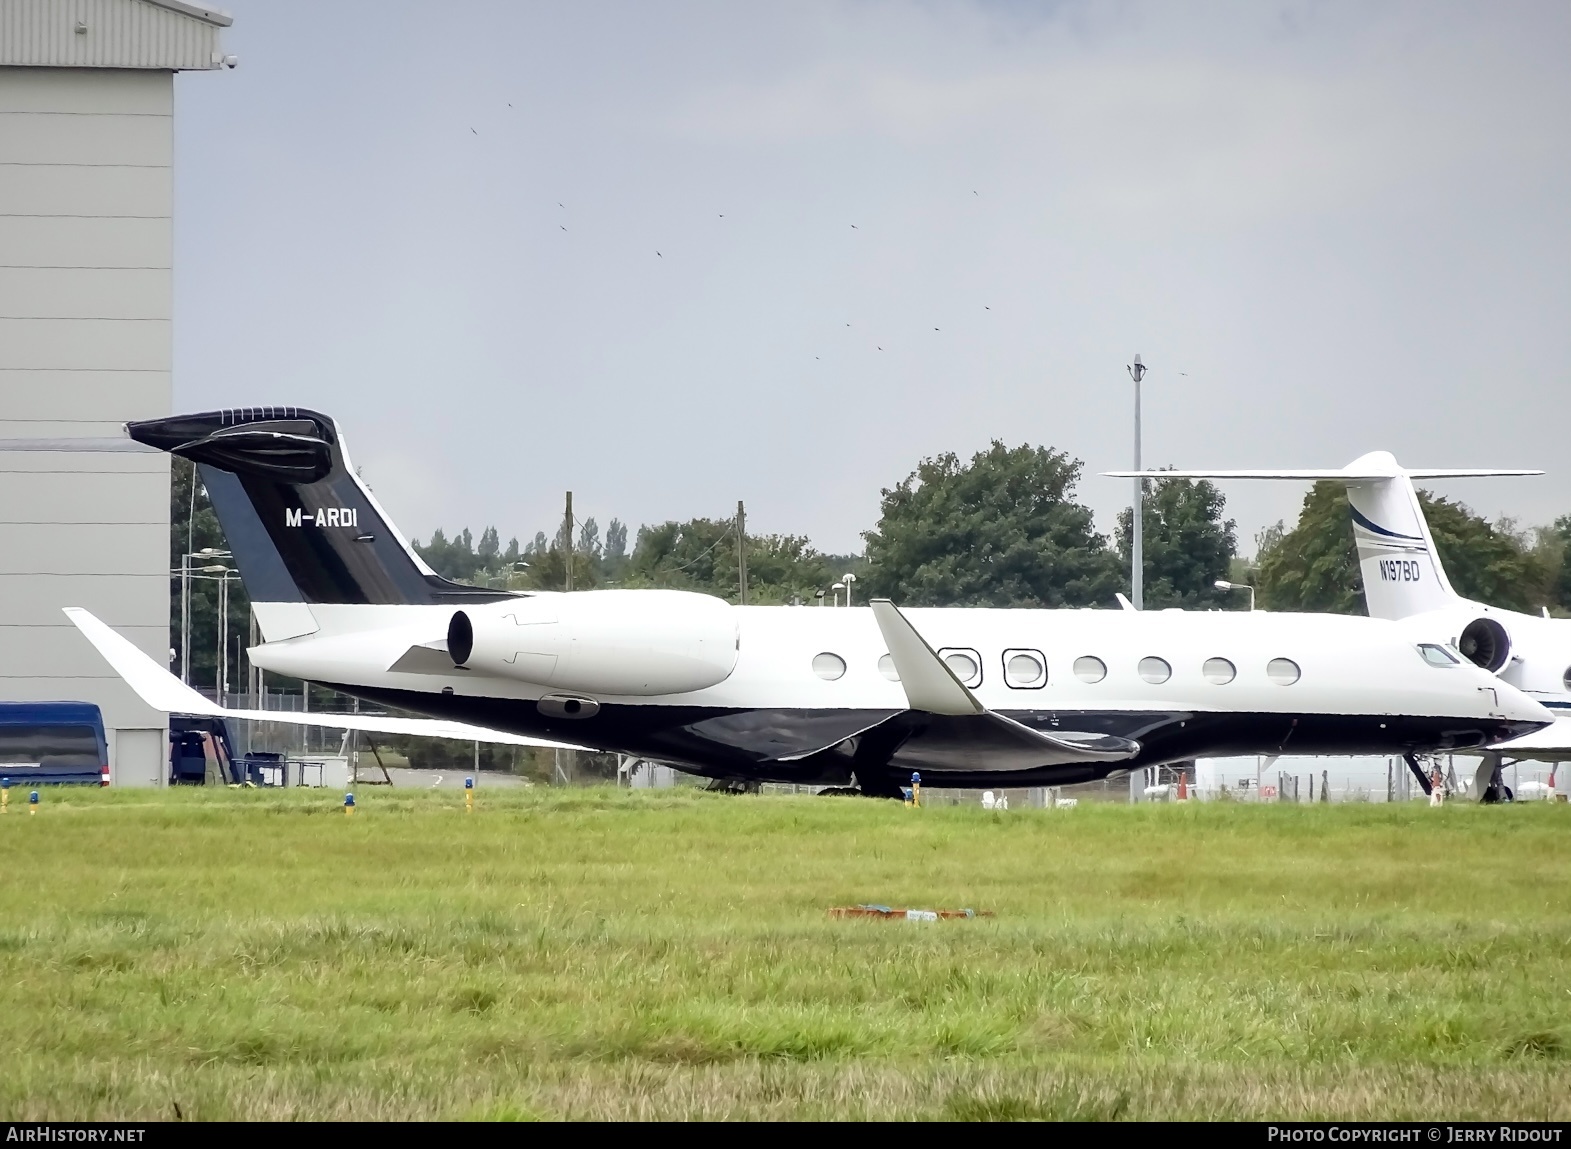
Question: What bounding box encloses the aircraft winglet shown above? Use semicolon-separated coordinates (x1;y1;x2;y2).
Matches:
870;599;984;716
869;599;1140;763
62;608;587;750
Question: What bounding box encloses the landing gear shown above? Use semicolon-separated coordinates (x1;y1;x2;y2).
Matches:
1476;753;1515;804
817;774;904;799
703;778;760;794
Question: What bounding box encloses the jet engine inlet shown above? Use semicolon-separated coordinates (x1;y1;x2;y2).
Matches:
1458;616;1510;673
448;610;474;667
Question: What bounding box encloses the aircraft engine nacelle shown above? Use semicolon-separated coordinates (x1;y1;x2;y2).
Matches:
1458;616;1511;673
447;589;739;697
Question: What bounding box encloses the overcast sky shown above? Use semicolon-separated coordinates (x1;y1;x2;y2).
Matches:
173;1;1571;558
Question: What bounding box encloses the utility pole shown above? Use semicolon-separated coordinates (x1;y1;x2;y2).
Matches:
737;500;748;605
1128;354;1147;610
563;490;574;593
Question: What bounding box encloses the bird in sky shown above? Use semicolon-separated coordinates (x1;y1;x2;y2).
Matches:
656;251;662;258
934;327;939;331
850;224;859;230
558;203;564;207
877;346;883;351
973;190;978;195
985;306;990;310
559;225;566;231
470;128;477;135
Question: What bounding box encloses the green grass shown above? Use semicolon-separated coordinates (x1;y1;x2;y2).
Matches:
0;786;1568;1120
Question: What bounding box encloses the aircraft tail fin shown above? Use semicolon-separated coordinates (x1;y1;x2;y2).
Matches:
1105;456;1542;620
128;409;512;637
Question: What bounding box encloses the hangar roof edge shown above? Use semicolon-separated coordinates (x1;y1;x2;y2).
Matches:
0;0;234;70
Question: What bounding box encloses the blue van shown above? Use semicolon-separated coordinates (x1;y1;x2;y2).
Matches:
0;702;110;786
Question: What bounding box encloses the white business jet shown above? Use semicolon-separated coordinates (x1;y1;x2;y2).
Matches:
1108;452;1569;797
63;411;1550;797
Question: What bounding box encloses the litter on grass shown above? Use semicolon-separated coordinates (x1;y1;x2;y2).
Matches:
830;904;993;921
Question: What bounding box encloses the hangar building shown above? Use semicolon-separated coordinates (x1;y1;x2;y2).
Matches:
0;0;232;785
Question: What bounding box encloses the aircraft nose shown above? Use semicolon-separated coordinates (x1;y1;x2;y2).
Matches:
1489;678;1554;731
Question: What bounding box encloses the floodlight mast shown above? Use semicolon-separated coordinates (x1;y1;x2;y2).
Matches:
1127;354;1148;610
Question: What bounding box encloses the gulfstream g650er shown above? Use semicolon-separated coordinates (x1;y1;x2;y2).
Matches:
65;409;1549;796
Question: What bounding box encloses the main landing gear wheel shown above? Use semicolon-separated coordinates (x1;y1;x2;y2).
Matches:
703;779;761;795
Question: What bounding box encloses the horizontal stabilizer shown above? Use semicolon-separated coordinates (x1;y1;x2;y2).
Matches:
63;608;586;751
1105;467;1542;481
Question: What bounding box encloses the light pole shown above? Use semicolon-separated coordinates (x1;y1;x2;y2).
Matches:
1214;579;1255;612
178;547;229;684
842;572;856;607
1127;354;1148;610
831;581;845;607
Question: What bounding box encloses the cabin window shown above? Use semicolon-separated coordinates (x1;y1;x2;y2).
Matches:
1267;657;1301;685
1417;643;1459;668
877;654;900;682
812;652;846;681
1138;656;1171;684
1563;666;1571;692
1073;655;1106;683
1202;657;1236;684
1003;649;1046;689
939;648;983;687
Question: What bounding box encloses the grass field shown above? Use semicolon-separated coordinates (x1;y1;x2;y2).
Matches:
0;785;1568;1120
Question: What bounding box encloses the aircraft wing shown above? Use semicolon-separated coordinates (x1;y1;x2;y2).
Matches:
62;608;589;751
869;599;1139;767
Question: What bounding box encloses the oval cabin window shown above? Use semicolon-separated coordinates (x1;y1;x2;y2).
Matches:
1266;657;1301;685
1073;655;1106;683
1138;657;1171;684
1003;649;1046;689
1202;657;1236;685
939;648;982;687
812;652;847;681
877;653;900;682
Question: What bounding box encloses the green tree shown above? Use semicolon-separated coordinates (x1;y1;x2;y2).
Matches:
862;442;1120;607
1115;476;1238;608
1254;482;1362;613
1422;497;1548;612
1542;515;1571;613
1255;482;1553;614
602;518;630;582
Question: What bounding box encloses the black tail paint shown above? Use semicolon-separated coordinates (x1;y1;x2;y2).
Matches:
131;408;511;606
